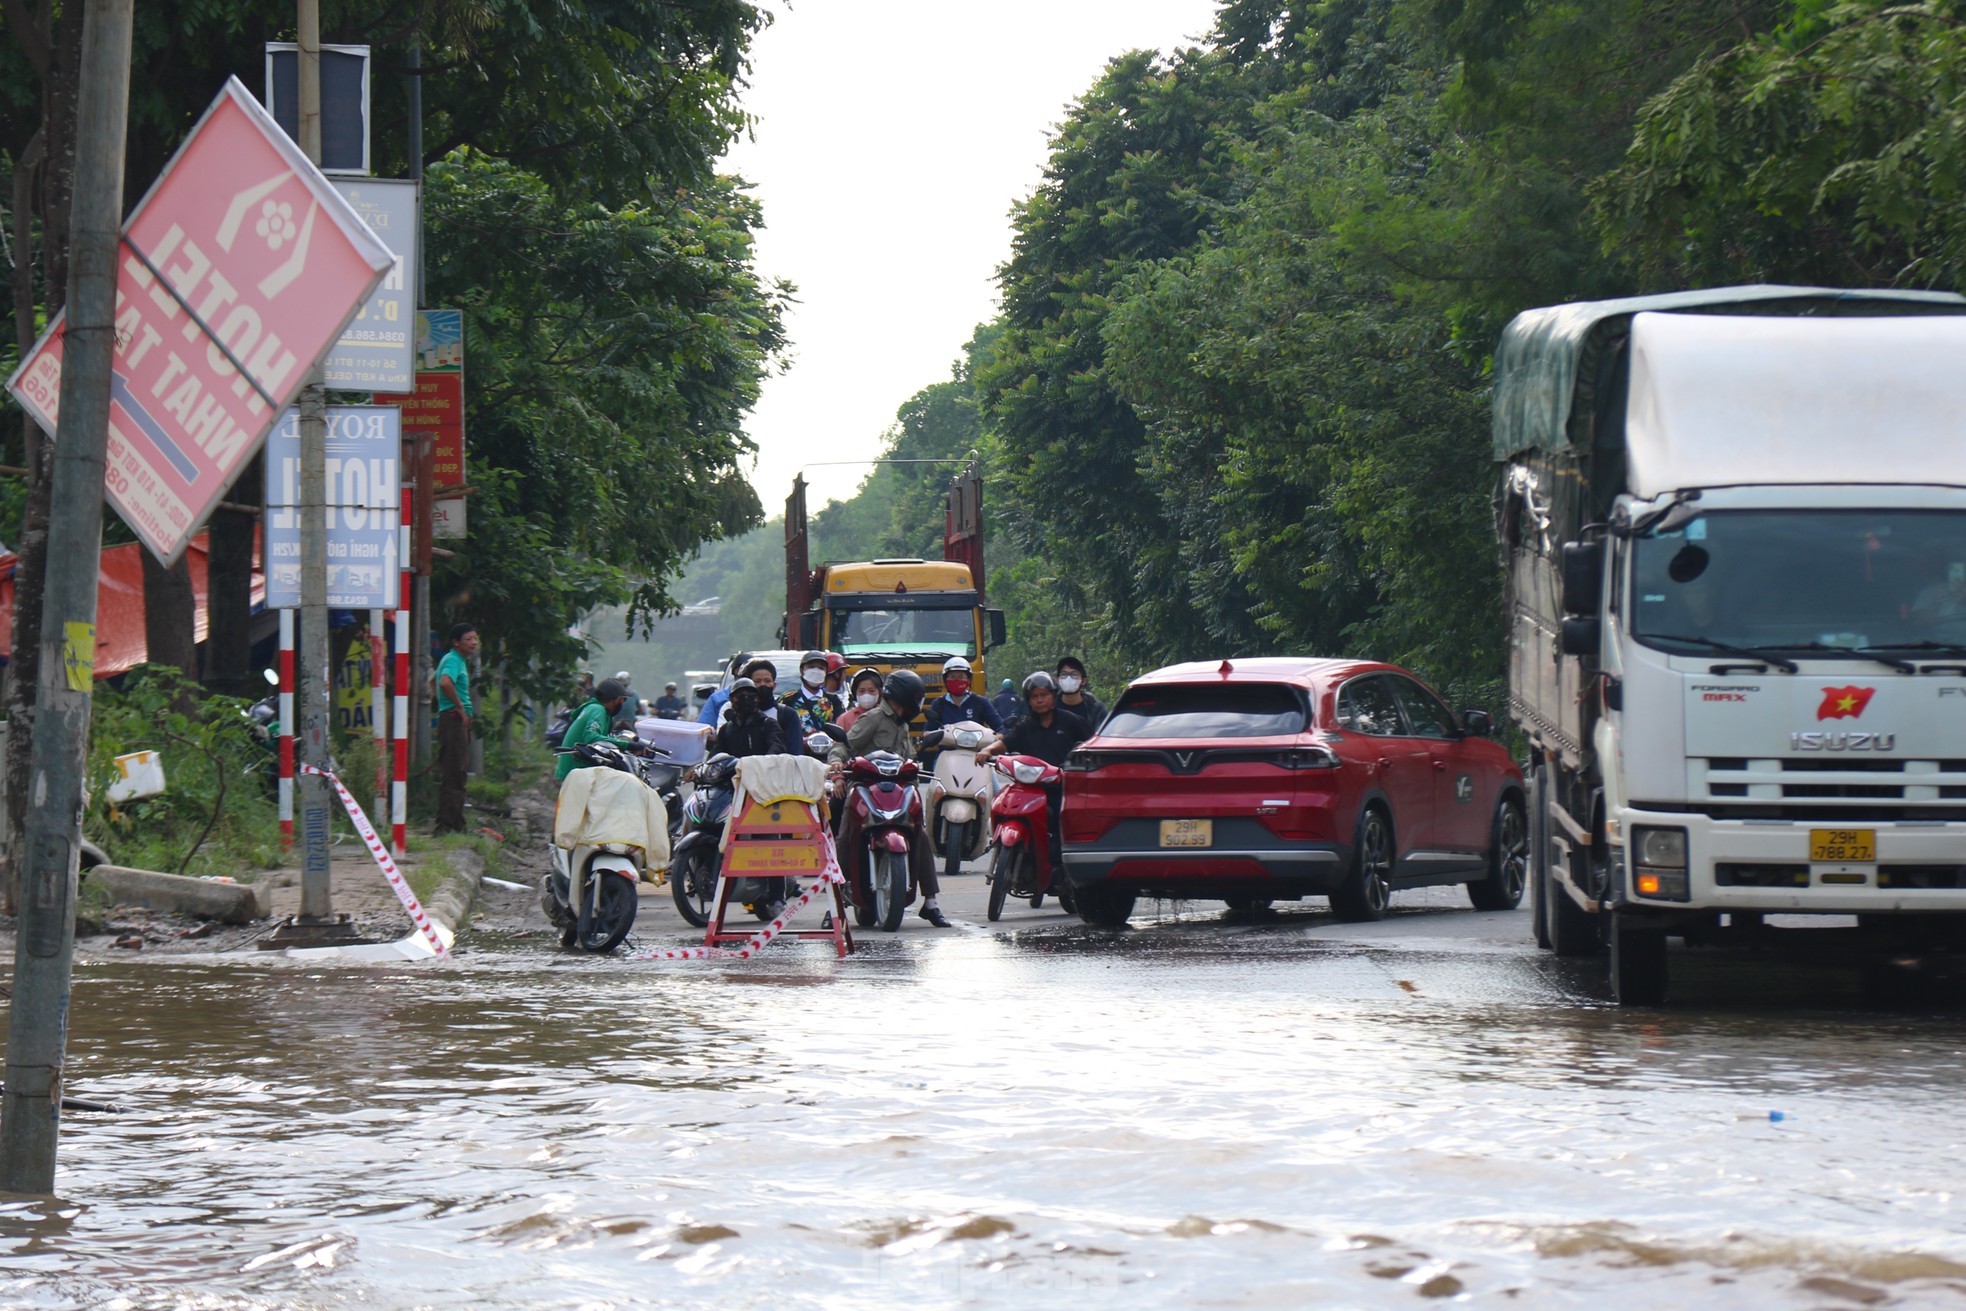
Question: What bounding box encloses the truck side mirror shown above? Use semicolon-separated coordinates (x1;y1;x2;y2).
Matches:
986;608;1007;650
1560;541;1602;616
797;612;820;647
1560;616;1602;657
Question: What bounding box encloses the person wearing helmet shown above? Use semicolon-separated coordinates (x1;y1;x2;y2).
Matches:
827;668;951;927
978;672;1095;769
556;677;631;783
835;666;886;731
976;672;1095;877
823;651;848;695
992;677;1018;725
609;669;640;732
1054;656;1107;730
782;650;845;741
711;677;786;759
695;652;752;726
924;655;1004;735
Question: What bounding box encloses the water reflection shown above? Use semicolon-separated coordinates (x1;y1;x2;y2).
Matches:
4;920;1966;1308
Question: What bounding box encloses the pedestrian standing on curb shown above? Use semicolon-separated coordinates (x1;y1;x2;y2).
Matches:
436;623;480;833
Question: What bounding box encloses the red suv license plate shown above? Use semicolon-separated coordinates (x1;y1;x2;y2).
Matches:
1160;819;1212;849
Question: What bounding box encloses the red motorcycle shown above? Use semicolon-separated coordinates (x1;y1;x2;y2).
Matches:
986;754;1074;921
834;736;942;932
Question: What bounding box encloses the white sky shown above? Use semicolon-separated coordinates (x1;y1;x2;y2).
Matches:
722;0;1223;511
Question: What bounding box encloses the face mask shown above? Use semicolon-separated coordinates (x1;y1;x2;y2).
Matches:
855;692;879;711
944;679;970;698
1059;675;1083;694
802;667;825;688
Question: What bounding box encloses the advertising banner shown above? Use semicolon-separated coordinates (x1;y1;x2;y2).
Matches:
6;77;394;566
265;405;401;609
324;178;417;389
265;44;371;175
377;308;465;490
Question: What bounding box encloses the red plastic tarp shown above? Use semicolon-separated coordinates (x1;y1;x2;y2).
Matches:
0;533;265;678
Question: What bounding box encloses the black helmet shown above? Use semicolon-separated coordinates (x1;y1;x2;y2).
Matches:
881;669;926;720
727;677;761;716
595;677;629;702
1022;671;1057;701
848;666;884;697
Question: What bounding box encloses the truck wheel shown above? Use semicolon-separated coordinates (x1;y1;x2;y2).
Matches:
1609;913;1668;1005
1331;808;1392;922
1528;769;1552;948
1545;845;1600;957
1468;794;1528;911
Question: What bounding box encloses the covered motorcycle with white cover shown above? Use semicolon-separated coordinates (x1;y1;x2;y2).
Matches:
545;746;671;952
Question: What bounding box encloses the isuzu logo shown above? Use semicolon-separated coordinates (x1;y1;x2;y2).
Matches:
1789;731;1897;752
1817;686;1876;720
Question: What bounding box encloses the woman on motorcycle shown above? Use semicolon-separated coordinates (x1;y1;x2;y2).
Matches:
835;666;885;731
826;669;951;927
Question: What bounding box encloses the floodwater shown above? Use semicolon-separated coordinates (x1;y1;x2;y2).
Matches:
6;898;1966;1309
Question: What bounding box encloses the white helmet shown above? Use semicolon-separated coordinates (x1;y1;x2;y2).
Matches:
613;670;632;683
942;656;972;677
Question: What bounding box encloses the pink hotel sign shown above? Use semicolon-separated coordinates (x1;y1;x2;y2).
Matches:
7;77;392;565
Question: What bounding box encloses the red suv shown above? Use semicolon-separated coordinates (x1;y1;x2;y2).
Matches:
1060;659;1526;925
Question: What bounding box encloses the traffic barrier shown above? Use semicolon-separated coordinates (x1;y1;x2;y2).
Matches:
627;831;847;962
297;763;449;958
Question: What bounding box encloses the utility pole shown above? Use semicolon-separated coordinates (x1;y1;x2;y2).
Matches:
292;0;339;932
0;0;133;1194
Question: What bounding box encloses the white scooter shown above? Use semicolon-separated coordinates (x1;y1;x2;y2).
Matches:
929;719;996;883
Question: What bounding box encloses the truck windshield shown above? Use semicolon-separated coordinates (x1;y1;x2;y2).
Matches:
834;607;976;658
1631;509;1966;655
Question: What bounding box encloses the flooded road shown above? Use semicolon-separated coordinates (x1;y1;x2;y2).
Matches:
6;889;1966;1309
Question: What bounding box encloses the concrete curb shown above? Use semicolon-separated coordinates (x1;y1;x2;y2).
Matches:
424;846;484;935
86;865;265;924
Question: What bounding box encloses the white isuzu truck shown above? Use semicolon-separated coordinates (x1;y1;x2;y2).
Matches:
1493;285;1966;1003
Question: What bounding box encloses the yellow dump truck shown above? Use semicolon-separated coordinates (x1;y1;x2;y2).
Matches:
779;466;1005;708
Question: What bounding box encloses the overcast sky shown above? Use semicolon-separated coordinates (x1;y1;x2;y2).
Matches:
722;0;1224;511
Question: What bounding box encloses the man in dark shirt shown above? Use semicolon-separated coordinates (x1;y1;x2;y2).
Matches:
1055;655;1107;730
978;672;1092;873
923;656;1004;734
654;682;688;719
991;678;1018;725
711;678;785;758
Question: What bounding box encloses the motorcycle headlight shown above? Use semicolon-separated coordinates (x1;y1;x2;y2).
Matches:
1012;761;1045;786
954;729;985;751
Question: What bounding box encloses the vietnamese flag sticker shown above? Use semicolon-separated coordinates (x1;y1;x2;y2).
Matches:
1817;686;1876;720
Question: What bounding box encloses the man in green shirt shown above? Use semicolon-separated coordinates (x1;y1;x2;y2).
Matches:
436;623;480;832
556;678;630;783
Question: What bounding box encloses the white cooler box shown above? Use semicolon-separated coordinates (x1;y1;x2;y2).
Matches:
635;717;712;766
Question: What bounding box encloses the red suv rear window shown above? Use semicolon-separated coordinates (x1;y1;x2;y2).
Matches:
1100;683;1308;739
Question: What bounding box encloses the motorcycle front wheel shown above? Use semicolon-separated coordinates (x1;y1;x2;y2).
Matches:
943;820;967;885
670;846;715;929
874;848;909;932
578;871;638;953
987;844;1018;922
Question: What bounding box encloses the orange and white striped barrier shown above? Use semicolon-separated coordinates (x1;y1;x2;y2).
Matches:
298;763;449;958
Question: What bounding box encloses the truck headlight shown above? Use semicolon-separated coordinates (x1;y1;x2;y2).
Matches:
1631;825;1689;901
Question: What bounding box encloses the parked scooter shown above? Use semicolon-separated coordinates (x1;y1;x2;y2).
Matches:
986;753;1073;921
539;735;672;952
669;751;739;928
929;720;995;882
826;725;943;931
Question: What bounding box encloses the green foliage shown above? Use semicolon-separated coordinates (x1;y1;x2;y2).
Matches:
1596;0;1966;292
422;151;788;697
84;666;282;877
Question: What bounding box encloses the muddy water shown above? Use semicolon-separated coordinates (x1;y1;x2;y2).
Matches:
6;915;1966;1309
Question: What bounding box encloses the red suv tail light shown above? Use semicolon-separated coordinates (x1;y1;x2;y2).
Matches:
1278;746;1340;770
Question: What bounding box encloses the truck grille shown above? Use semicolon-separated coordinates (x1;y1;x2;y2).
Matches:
1695;757;1966;816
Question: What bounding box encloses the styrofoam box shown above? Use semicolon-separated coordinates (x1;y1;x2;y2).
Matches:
107;749;167;803
635;717;711;766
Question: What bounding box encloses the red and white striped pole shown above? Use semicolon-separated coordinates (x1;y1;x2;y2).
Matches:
370;607;386;825
278;607;296;850
392;480;412;858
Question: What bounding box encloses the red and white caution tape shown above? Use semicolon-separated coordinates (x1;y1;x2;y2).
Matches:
298;764;449;958
626;828;846;961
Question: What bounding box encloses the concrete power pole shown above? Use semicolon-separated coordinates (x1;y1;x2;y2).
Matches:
291;0;340;934
0;0;134;1194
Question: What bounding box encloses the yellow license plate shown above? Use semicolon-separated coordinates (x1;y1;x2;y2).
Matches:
728;844;819;873
1810;828;1875;863
1160;819;1212;849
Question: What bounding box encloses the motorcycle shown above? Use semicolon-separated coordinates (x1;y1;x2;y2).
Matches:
243;667;280;793
827;725;943;932
986;753;1073;921
669;751;739;928
928;720;995;883
539;735;673;952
